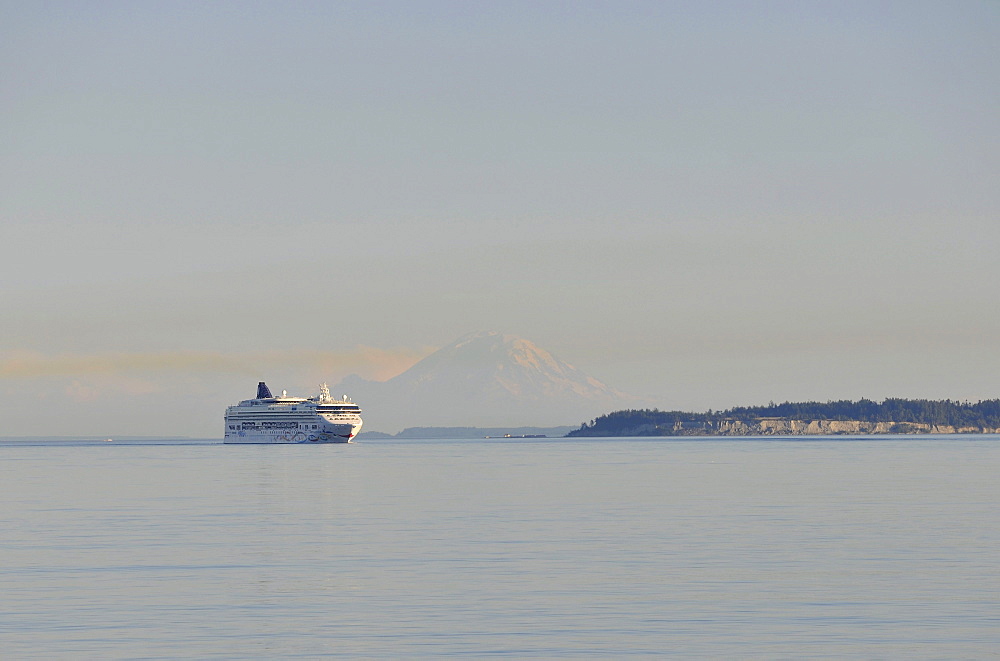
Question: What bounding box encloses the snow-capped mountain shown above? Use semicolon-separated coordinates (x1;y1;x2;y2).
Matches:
333;331;641;432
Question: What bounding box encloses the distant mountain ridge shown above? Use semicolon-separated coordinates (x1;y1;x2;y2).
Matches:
335;331;642;433
357;425;577;440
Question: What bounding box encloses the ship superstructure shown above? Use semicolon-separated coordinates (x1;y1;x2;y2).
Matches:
224;382;362;444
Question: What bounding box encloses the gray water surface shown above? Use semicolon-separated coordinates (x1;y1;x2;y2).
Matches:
2;436;998;658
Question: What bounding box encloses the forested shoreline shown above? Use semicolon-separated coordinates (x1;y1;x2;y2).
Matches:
568;399;1000;437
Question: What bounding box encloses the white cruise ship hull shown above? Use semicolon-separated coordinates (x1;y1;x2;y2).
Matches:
224;423;361;444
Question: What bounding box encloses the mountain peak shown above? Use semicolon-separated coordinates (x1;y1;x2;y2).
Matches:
335;332;641;432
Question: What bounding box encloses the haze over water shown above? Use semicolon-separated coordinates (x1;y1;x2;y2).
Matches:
3;436;999;658
4;2;1000;437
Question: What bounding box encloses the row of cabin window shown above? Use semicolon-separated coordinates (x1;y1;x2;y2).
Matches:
228;424;321;430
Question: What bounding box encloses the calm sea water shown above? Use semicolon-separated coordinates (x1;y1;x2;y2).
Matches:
2;436;999;659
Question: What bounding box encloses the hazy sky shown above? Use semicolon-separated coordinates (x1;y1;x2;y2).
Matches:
3;1;999;436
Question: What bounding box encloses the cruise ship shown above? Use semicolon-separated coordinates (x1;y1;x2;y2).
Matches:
224;382;362;444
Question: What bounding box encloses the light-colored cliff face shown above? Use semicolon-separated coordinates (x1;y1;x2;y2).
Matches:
676;419;1000;436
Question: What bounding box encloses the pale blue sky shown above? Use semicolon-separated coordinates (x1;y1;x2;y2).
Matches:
2;1;999;435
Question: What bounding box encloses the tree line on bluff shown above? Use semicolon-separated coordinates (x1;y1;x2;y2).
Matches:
568;398;1000;437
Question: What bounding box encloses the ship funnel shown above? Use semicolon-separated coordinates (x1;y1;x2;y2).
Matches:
257;382;273;399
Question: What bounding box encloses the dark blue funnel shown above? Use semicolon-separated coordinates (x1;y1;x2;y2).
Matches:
256;382;273;399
